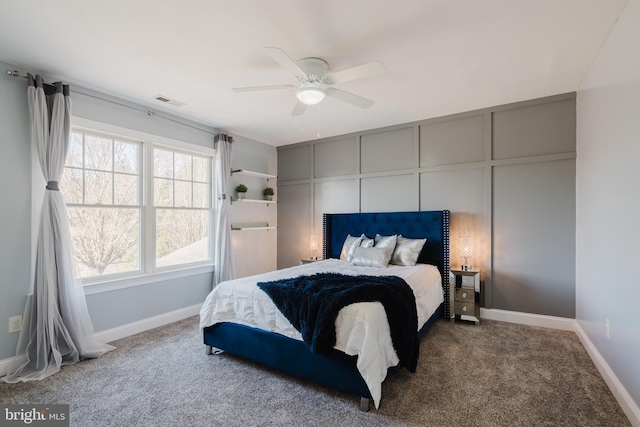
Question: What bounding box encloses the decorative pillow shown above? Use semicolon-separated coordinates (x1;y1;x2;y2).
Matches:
360;234;374;248
374;234;398;250
391;235;427;266
351;246;394;268
340;234;363;262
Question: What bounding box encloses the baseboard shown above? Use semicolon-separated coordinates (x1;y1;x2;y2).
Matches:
480;307;639;426
575;322;640;427
94;303;202;344
479;307;576;331
0;354;27;378
0;304;202;378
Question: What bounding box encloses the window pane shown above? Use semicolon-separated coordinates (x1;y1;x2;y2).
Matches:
85;171;113;205
85;134;113;171
66;132;83;168
154;149;173;178
114;173;139;205
193;156;208;182
61;168;83;204
156;209;209;267
174;153;192;181
193;182;209;208
68;206;140;278
154;178;173;206
114;140;139;174
174;181;192;207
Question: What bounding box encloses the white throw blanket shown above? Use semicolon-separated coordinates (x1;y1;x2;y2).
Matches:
199;259;443;408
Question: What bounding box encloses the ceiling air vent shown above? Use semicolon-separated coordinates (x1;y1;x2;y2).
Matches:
154;95;186;107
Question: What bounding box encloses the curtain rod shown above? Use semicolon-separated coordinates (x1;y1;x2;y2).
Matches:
6;69;52;83
5;69;218;138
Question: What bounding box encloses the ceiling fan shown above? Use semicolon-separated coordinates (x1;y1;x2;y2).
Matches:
232;47;385;116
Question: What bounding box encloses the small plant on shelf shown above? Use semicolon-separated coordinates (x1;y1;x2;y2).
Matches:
263;187;275;201
234;184;248;199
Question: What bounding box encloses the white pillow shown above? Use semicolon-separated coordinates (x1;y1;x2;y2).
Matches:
374;234;397;249
391;235;427;266
340;234;363;262
360;235;374;248
351;246;394;268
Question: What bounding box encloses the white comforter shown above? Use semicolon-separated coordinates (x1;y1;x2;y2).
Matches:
199;259;443;408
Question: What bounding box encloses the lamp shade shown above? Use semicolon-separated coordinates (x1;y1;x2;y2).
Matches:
460;236;472;258
460;235;472;271
310;234;319;260
296;87;326;105
310;234;319;251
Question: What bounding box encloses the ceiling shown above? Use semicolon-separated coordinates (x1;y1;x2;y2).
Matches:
0;0;629;147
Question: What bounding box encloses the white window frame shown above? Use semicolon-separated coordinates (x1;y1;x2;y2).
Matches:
69;117;215;295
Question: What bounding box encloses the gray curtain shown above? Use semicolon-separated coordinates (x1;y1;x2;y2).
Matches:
2;74;114;383
213;134;234;285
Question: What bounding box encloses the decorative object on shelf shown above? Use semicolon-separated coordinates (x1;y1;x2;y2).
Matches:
309;234;319;260
263;187;275;201
234;184;247;200
460;235;472;271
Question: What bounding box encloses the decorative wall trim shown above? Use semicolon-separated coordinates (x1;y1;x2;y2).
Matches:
479;307;576;331
575;322;640;427
93;303;202;344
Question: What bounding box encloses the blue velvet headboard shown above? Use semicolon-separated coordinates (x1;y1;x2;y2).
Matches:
322;210;450;318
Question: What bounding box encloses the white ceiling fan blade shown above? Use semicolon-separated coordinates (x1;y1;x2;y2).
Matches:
326;88;374;109
232;85;295;92
325;61;385;85
291;101;307;116
263;47;307;79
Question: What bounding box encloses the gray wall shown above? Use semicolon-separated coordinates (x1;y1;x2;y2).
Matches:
0;64;277;360
278;93;576;318
576;0;640;409
0;61;32;360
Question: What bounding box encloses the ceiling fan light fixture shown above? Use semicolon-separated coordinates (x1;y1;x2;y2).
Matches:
296;87;326;105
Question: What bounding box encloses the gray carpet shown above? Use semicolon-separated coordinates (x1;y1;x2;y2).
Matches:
0;316;630;427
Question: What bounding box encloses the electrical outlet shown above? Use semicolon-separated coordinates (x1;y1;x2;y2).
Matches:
8;315;22;333
605;318;610;340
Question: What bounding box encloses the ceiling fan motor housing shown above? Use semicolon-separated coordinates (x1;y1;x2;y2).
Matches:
297;58;329;85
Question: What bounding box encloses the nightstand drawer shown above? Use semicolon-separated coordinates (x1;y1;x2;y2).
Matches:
454;301;476;316
455;288;474;303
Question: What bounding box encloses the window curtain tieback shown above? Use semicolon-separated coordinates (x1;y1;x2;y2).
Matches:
46;181;60;191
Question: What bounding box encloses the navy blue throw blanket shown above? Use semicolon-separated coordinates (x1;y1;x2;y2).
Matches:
257;272;419;372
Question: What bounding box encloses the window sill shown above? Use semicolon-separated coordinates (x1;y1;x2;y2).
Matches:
82;264;214;295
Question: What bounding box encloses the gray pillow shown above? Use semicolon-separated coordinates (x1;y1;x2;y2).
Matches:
351;246;394;268
340;234;363;262
391;235;427;266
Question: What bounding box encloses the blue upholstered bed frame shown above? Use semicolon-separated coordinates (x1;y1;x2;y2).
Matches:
203;210;450;409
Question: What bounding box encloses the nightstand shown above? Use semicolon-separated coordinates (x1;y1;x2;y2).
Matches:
450;269;480;324
299;259;320;265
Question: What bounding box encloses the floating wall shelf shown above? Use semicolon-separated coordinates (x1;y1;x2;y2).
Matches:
231;169;277;180
230;197;276;205
231;225;277;231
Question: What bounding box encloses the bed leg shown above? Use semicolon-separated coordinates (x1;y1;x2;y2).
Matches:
205;345;224;355
359;397;370;412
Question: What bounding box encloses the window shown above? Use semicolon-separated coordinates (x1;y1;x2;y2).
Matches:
153;147;211;268
61;127;213;283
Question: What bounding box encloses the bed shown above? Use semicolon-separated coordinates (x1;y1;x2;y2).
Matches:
200;210;450;410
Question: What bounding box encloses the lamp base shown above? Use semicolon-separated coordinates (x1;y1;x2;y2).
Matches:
461;264;472;271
